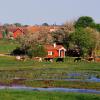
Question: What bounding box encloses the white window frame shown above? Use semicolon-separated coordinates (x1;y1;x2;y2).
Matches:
48;51;53;55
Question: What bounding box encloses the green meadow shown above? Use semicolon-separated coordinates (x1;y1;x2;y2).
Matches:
0;90;100;100
0;39;19;54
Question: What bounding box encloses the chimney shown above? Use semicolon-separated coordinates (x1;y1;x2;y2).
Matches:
53;43;56;48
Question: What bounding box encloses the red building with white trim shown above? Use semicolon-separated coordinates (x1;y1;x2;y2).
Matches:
45;43;66;58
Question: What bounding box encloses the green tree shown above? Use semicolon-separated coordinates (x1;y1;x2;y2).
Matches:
70;28;96;56
14;23;22;27
17;30;52;58
85;27;100;55
75;16;94;28
93;24;100;32
52;21;74;49
42;23;49;26
28;45;47;58
2;31;6;38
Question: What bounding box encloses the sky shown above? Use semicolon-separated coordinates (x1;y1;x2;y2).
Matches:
0;0;100;25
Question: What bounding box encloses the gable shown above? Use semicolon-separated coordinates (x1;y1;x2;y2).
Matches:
13;28;23;38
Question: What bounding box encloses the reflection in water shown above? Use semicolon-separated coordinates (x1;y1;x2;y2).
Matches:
0;86;100;94
88;76;100;82
66;72;100;82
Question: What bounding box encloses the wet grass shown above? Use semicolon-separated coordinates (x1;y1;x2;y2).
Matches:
0;56;100;88
0;89;100;100
0;79;100;90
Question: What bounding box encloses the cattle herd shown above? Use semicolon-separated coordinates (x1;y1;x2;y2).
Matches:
16;56;98;62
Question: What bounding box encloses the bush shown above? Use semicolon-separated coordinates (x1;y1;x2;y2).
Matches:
27;45;47;58
11;47;26;56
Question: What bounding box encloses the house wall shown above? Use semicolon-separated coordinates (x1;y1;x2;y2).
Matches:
47;49;59;58
13;29;23;38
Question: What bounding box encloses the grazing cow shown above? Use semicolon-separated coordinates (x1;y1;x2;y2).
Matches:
16;56;26;61
44;58;53;62
16;56;21;60
86;57;94;62
38;57;42;62
56;58;64;62
74;57;81;62
34;57;43;62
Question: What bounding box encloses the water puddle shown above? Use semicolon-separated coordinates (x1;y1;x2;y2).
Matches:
0;86;100;94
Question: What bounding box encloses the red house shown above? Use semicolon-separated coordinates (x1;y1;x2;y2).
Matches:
13;28;24;38
0;32;3;39
45;43;66;58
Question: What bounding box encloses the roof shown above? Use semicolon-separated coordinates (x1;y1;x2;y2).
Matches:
45;44;66;51
27;26;59;33
13;28;23;33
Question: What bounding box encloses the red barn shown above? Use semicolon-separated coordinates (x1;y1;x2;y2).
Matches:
13;28;24;38
45;43;66;58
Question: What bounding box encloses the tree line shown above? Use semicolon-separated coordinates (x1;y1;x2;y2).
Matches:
11;16;100;58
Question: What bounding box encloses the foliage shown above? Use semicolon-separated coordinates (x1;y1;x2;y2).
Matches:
85;27;100;50
2;31;6;38
52;21;74;49
70;28;96;55
42;23;49;26
75;16;94;28
92;24;100;32
14;23;22;27
27;45;47;58
17;31;52;58
11;47;26;55
52;29;65;43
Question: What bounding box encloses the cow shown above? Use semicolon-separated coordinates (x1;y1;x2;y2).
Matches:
56;58;64;62
33;57;43;62
74;57;81;62
44;58;53;62
16;56;26;61
86;57;94;62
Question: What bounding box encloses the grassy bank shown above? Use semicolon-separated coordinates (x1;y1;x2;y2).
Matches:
0;89;99;100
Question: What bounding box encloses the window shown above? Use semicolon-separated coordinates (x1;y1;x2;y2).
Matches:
48;51;53;55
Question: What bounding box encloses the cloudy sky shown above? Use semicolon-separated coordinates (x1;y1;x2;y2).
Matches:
0;0;100;25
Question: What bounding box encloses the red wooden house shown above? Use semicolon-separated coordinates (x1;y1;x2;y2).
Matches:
13;28;24;38
45;43;66;58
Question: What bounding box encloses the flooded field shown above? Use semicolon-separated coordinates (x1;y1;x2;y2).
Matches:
0;68;99;81
1;86;100;94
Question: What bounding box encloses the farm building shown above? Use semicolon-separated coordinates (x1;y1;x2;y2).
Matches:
45;43;66;58
13;28;24;38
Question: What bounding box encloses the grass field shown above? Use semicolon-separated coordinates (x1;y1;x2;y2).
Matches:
0;39;19;54
0;56;99;90
0;55;100;70
0;89;100;100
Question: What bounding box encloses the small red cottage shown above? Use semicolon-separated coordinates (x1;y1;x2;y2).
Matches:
13;28;24;38
45;43;66;58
